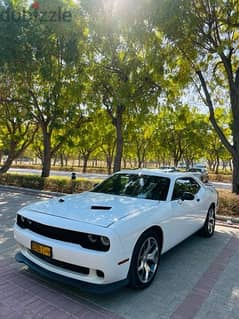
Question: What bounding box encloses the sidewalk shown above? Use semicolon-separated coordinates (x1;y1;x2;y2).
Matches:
1;188;239;319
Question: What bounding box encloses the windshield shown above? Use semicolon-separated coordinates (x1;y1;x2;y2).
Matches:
189;168;202;172
91;173;170;201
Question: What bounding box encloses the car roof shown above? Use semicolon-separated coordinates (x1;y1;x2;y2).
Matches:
117;169;198;181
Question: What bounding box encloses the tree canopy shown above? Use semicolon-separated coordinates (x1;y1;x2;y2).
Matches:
0;0;237;192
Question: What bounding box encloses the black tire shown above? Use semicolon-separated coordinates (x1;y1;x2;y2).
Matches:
128;230;161;289
201;206;216;237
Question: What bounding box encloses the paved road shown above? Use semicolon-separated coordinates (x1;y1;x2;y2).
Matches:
212;181;231;190
9;168;108;180
1;188;239;319
9;168;232;190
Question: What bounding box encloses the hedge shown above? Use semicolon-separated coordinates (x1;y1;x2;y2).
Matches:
0;173;99;194
209;173;232;183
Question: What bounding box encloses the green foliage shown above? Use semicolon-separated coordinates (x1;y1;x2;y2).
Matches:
0;0;236;182
0;0;90;176
0;173;98;193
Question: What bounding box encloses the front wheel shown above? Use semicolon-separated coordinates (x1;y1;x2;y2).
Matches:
201;206;216;237
128;231;161;289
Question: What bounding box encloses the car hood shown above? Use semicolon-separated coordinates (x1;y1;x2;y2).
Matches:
23;192;157;228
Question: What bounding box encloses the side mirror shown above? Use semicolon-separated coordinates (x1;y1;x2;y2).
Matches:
181;192;195;201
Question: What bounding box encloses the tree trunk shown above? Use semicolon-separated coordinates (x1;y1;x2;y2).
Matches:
222;160;227;170
82;154;89;173
0;143;31;173
215;156;219;174
78;154;81;167
231;101;239;193
113;106;124;173
232;155;239;193
53;157;57;166
106;155;112;175
197;69;239;193
0;156;14;173
123;158;127;169
41;131;51;178
207;160;213;171
60;153;64;167
174;159;179;168
137;149;142;168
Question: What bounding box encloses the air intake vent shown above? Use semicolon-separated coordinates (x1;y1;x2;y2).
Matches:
91;206;112;210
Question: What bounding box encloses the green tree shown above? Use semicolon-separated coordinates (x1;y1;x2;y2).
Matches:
0;76;37;173
205;108;231;173
81;0;164;172
155;0;239;193
70;113;102;173
125;112;157;168
2;0;88;177
154;105;205;167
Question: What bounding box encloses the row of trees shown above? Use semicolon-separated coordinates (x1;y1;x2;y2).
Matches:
0;102;231;174
0;0;238;192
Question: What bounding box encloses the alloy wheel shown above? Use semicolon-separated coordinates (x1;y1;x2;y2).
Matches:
136;237;159;284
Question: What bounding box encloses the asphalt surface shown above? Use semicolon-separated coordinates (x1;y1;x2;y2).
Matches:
9;168;108;180
1;188;239;319
9;168;232;190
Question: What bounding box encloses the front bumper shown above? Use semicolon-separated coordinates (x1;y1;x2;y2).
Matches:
14;223;130;287
16;252;128;293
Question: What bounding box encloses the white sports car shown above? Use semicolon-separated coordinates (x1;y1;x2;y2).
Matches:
14;169;218;292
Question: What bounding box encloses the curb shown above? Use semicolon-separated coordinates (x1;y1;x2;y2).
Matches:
216;220;239;230
216;215;239;225
0;184;65;198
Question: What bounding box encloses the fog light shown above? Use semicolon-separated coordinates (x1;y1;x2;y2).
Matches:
96;270;104;278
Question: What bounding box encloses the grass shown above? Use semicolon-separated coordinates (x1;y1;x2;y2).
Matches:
217;189;239;217
209;173;232;183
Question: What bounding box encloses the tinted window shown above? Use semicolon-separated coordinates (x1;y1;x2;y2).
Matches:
172;177;200;200
91;173;170;201
188;168;201;172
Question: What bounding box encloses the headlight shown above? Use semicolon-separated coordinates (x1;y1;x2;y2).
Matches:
86;233;110;251
100;236;110;247
87;234;98;243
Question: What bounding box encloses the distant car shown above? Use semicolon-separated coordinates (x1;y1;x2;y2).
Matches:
194;163;207;169
188;167;209;183
177;163;187;169
14;169;217;292
160;166;176;172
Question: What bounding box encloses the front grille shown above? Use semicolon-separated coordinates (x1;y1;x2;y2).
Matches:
30;250;90;275
17;215;109;251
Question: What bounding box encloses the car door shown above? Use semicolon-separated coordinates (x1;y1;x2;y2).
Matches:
162;177;206;252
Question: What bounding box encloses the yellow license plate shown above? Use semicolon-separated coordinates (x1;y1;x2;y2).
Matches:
31;241;52;257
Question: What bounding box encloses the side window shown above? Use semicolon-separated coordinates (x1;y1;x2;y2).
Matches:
172;177;200;200
186;178;201;194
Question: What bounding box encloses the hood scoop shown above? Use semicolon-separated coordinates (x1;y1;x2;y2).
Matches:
91;205;112;210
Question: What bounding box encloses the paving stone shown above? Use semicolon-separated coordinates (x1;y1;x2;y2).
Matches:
1;188;239;319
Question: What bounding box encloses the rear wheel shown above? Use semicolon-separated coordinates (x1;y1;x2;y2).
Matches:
201;206;215;237
128;231;161;289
